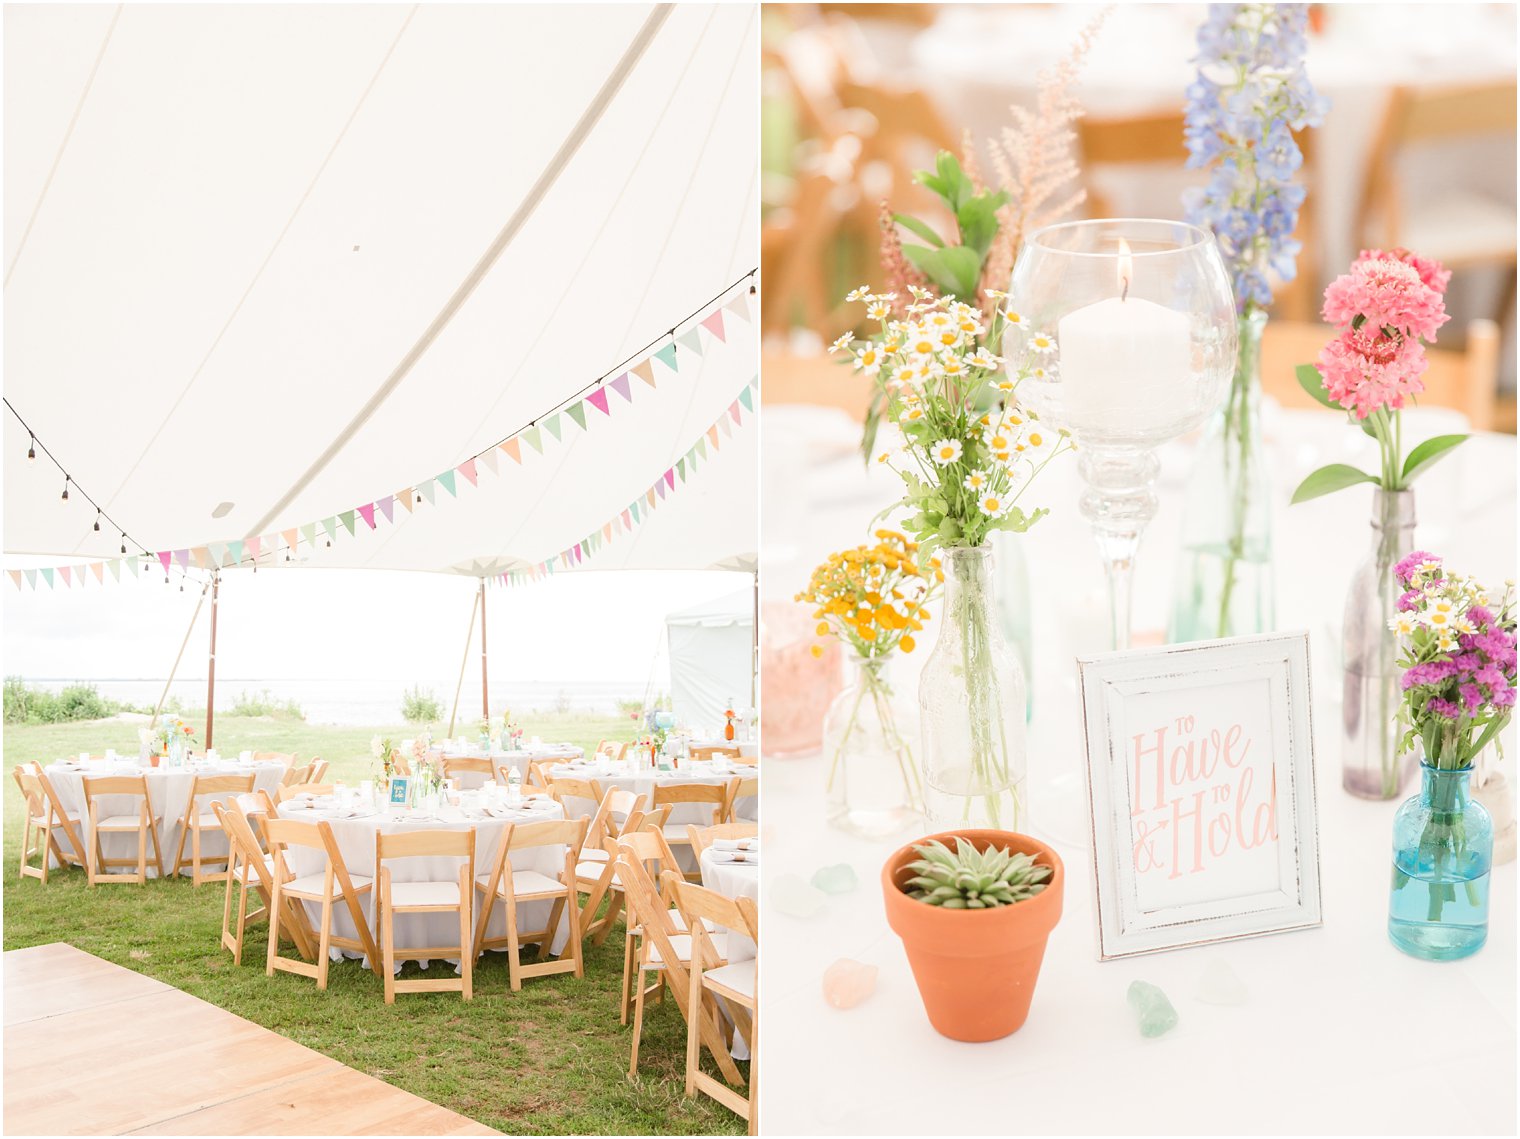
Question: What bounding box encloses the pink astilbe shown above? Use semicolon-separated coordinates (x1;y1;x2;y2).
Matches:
978;6;1110;301
878;201;929;314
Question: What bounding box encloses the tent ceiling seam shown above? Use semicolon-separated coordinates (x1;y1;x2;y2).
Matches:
245;2;674;540
98;4;421;528
4;4;123;290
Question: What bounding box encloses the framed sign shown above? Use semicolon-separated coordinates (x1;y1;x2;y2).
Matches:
1078;631;1322;960
388;777;411;806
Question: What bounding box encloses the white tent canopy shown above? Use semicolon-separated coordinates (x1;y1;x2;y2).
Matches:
666;588;753;731
3;3;758;577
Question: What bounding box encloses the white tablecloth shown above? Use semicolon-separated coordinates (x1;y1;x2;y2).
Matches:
275;798;571;969
434;743;583;787
43;760;287;877
687;737;761;760
699;847;760;963
758;405;1516;1135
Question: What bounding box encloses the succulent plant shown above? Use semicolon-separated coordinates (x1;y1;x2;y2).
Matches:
903;837;1051;909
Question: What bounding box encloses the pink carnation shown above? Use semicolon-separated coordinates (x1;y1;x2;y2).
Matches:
1356;247;1452;296
1317;331;1429;419
1322;255;1449;342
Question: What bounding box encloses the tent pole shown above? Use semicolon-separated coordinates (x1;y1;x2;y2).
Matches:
479;578;489;723
151;578;209;728
205;573;220;748
447;588;481;738
751;570;759;708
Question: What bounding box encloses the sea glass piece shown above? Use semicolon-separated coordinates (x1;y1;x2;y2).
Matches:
811;863;858;894
771;873;826;918
1193;959;1248;1006
822;958;877;1009
1126;980;1178;1038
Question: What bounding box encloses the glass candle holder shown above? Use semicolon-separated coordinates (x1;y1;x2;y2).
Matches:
1007;219;1236;649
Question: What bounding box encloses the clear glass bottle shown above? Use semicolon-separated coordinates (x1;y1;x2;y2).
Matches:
823;655;922;838
1170;310;1275;642
1343;488;1417;799
918;545;1027;831
990;529;1034;721
1388;764;1492;960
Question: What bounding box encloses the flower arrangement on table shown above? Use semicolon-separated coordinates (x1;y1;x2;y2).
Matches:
1171;1;1326;641
499;709;524;750
145;716;196;762
1388;552;1515;947
798;530;941;826
371;735;400;782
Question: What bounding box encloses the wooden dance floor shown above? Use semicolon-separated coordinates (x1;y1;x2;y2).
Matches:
4;943;497;1135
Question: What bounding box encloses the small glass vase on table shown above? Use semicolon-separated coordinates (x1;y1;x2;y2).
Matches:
1386;556;1515;960
799;531;936;839
1007;218;1236;651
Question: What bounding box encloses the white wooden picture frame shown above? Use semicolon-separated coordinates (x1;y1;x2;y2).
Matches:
1077;631;1323;960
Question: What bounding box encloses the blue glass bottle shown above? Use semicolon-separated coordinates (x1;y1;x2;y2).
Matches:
1388;764;1493;960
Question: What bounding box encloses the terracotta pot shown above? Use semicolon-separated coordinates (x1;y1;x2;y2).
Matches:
882;828;1063;1043
149;754;163;768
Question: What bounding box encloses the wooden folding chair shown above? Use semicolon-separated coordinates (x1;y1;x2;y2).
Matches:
306;759;328;784
653;783;730;877
472;817;589;991
253;751;296;768
724;777;758;823
670;874;759;1132
169;773;254;885
575;787;649;940
691;745;742;760
15;765;86;883
281;760;315;787
274;782;339;804
612;829;694;1026
615;844;739;1083
375;829;475;1004
82;775;164;885
686;822;760;861
264;817;381;990
212;801;315;967
548;777;604;819
443;756;495;789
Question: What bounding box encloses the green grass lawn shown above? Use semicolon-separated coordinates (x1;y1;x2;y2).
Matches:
2;712;745;1135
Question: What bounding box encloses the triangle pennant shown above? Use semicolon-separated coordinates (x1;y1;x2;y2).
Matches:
696;437;708;459
630;501;641;523
376;496;395;524
501;438;523;464
701;310;727;342
24;569;37;589
720;414;734;438
108;560;121;581
246;536;261;561
339;511;357;535
620;368;643;396
565;402;587;431
656;479;668;500
7;570;21;590
544;415;562;442
321;518;337;544
227;540;244;566
60;566;72;586
676;457;687;482
191;548;208;569
729;399;743;424
603;522;613;542
725;291;753;322
358;503;376;529
739;385;754;412
41;568;54;588
653;343;678;373
664;468;676;491
707;425;720;447
300;524;317;550
480;449;500;475
397;488;415;514
678;328;704;356
158;552;172;573
523;427;544;454
91;561;105;584
458;458;478;487
418;481;437;506
621;509;631;529
646;488;657;508
127;558;140;578
586;389;610;416
283;529;298;553
436;471;457;498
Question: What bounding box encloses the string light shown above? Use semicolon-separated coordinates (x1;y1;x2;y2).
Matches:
93;510;101;532
61;478;69;501
120;536;127;554
27;434;35;460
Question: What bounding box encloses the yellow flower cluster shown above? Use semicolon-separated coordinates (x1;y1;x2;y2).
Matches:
795;530;941;660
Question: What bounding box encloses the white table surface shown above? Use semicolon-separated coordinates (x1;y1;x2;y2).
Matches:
701;846;760;963
758;405;1516;1135
43;760;287;876
275;796;571;967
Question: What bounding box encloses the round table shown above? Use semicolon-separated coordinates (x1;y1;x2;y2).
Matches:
275;795;572;968
699;846;760;962
686;737;761;761
433;743;584;787
43;759;287;876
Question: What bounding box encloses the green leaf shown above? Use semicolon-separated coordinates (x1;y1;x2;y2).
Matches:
956;195;1002;259
902;244;981;300
935;150;971;210
1290;463;1380;504
1400;433;1468;485
892;212;945;249
1295;364;1339;410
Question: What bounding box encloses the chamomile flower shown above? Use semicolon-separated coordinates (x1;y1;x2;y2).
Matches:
828;332;855;355
995;377;1017;393
1425;610;1452;630
985;289;1008;301
1390;613;1416;636
854;346;883;375
1029;363;1057;381
1022;427;1055;458
1002;308;1029;330
969;347;1002;370
846;285;873;303
899;406;926;425
939;355;970;379
1437;633;1458;652
962;469;990;493
930;439;964;466
906;327;939;359
1027;330;1057;355
866;300;893;322
978;493;1010;518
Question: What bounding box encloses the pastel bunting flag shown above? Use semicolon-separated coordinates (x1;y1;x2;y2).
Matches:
92;561;104;584
656;479;667;500
621;367;645;395
720;414;733;437
678;328;704;356
738;385;753;411
707;426;719;447
60;566;72;587
621;509;631;529
523;426;543;454
283;529;298;553
676;457;687;482
227;539;244;565
192;548;208;569
246;536;261;560
7;570;19;590
338;510;356;535
729;400;742;424
41;568;54;588
158;551;172;573
701;310;726;342
586;389;610;416
126;558;139;578
397;488;415;514
696;437;708;459
480;448;500;476
725;291;752;322
501;438;522;464
653;343;678;373
321;518;337;544
300;524;317;549
436;471;456;498
459;457;478;487
544;415;562;442
358;503;376;529
565;403;587;431
664;468;676;490
418;482;436;506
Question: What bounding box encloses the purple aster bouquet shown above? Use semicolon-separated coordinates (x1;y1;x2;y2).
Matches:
1393;551;1517;771
1169;3;1328;643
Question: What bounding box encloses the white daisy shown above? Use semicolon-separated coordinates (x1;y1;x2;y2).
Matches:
930;438;964;466
866;300;893;322
846;285;873;303
828;332;854;355
1027;331;1057;355
1002;308;1029;330
939;355;970;378
962;469;990;492
969;347;1002;370
1389;613;1416;636
1029;363;1057;381
978;493;1010;518
899;406;926;425
854;346;883;375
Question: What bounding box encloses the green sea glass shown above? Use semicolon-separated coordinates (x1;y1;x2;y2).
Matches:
1126;980;1178;1038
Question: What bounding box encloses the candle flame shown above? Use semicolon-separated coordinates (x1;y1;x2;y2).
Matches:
1117;237;1132;302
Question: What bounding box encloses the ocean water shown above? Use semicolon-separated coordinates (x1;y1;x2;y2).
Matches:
21;676;655;726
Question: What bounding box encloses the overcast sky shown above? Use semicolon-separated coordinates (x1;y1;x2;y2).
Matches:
2;566;747;689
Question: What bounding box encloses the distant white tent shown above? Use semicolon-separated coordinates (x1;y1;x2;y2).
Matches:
666;589;751;732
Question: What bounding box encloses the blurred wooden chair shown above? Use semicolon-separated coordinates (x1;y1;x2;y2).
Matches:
691;745;743;761
1358;82;1517;286
376;829;475;1003
15;765;85;883
686;822;760;861
442;756;494;789
82;774;163;885
472;817;588;991
574;787;650;943
724;777;760;824
264;817;380;990
274;782;338;804
306;759;328;784
1077;109;1319;320
1262;318;1502;430
169;773;255;885
213;800;315;967
548;777;604;819
653;784;732;878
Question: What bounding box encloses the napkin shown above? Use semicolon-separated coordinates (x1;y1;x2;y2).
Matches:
708;848;759;865
714;837;759;852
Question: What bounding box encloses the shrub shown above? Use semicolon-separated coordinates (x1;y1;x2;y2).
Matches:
229;688;305;720
401;685;443;725
4;677;116;724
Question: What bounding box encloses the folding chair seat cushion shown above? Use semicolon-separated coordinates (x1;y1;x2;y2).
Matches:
581;847;610;863
284;871;372;897
701;958;756;1001
31;809;81;826
96;813;154;830
646;931;728;967
576;859;620;884
509;868;568;896
389;880;463;907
